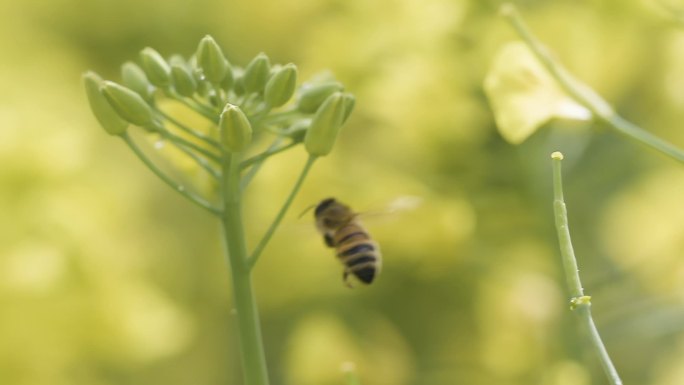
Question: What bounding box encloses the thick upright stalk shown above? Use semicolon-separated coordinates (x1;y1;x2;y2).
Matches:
220;153;270;385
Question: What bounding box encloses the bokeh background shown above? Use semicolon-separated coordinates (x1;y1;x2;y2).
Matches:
3;0;684;384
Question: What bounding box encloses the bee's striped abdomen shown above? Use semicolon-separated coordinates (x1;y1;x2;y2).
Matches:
334;223;380;284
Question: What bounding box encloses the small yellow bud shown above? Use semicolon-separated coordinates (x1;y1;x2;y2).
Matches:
82;72;128;135
341;93;355;124
243;53;271;94
304;92;347;156
219;104;253;152
297;81;344;113
196;35;230;84
140;47;171;87
121;61;154;100
264;63;297;107
171;64;197;97
100;81;155;127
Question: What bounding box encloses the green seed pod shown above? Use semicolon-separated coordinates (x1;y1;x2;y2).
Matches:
341;93;355;124
196;35;230;84
297;81;344;113
100;81;155;127
140;47;171;87
242;53;271;94
304;92;346;157
219;103;252;152
121;61;154;100
171;64;197;97
82;72;128;136
264;63;297;107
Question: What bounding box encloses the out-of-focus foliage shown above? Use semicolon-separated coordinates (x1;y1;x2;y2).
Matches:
3;0;684;385
484;42;591;144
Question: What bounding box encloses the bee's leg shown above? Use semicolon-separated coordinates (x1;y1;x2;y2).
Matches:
343;269;354;288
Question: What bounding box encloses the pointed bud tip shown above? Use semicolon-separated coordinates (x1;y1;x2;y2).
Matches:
304;92;347;157
83;73;129;135
219;103;253;152
100;81;155;127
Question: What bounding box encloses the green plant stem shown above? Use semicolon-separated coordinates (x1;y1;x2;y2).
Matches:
169;92;220;123
551;153;623;385
155;125;222;162
501;3;684;164
241;141;298;169
220;152;270;385
170;140;221;180
247;155;317;269
121;133;221;216
157;109;221;150
260;109;301;125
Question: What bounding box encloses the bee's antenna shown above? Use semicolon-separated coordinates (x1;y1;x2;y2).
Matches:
298;204;317;219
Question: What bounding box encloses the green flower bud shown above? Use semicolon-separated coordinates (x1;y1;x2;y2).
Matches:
140;47;171;87
168;54;188;68
304;92;346;157
219;104;252;152
286;119;310;143
220;66;234;91
82;72;128;136
121;61;154;100
264;63;297;107
171;64;197;97
196;35;230;84
242;53;271;94
297;81;344;113
232;68;245;96
341;93;355;124
100;81;155;127
197;81;212;99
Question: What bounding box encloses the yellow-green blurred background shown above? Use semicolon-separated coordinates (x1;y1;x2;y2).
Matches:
4;0;684;384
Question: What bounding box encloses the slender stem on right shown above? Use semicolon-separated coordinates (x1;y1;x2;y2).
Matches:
247;155;317;270
121;133;221;216
501;3;684;164
551;152;623;385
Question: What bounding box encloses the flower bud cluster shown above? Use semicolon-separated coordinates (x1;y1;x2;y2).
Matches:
84;34;355;157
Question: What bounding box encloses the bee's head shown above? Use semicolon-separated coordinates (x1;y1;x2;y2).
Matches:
314;197;337;217
315;198;354;229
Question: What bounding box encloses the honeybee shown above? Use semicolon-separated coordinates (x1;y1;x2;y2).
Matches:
312;198;381;287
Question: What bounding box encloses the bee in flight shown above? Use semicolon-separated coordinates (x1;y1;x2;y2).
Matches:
312;198;381;287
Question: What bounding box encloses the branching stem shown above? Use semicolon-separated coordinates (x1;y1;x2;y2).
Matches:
248;155;317;269
157;109;221;149
121;133;221;216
